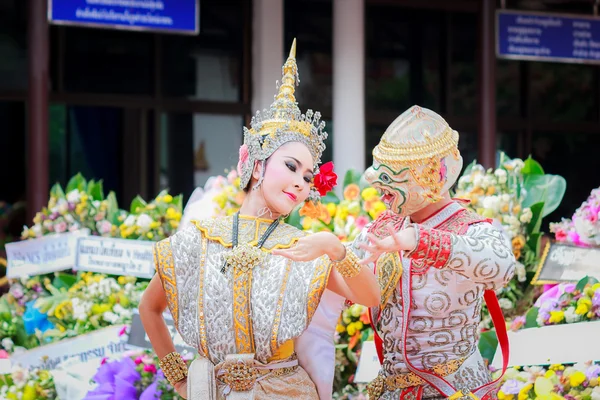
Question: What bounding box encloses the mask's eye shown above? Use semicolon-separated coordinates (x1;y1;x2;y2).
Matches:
380;173;391;183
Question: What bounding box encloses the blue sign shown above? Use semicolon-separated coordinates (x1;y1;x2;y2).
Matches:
497;10;600;64
48;0;199;35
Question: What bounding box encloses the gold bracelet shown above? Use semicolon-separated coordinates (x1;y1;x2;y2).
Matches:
159;352;188;386
332;249;361;278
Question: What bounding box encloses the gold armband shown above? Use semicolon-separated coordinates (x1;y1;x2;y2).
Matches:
331;249;361;278
159;352;188;386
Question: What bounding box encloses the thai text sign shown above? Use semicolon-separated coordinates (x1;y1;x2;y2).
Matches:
532;242;600;285
10;326;128;371
5;230;90;278
48;0;199;34
75;236;155;279
497;10;600;64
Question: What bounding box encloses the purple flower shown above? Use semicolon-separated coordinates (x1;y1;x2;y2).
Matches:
500;379;526;395
586;364;600;380
140;371;164;400
593;291;600;308
84;358;140;400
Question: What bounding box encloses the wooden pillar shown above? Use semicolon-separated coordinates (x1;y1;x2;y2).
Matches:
27;0;50;221
478;0;497;168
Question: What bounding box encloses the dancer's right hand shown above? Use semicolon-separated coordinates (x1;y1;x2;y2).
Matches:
174;378;188;399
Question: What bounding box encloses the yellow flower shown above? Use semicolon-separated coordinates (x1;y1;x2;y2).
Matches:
548;311;564;324
118;276;127;285
169;220;179;229
150;221;160;229
22;385;37;400
347;324;356;336
369;201;386;220
361;187;379;201
354;321;364;331
518;383;533;400
302;217;314;230
590;377;598;387
512;235;526;251
486;186;496;195
592;283;600;291
233;177;241;188
513;205;521;214
163;194;173;203
33;213;43;225
344;184;360;201
544;370;556;379
336;324;346;333
576;297;592;315
166;207;182;221
498;392;514;400
326;203;337;217
147;232;154;239
155;196;163;203
569;371;586;387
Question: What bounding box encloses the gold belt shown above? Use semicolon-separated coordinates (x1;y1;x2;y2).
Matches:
366;358;464;399
217;354;299;392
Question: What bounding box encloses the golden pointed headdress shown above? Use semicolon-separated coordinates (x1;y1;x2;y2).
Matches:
239;39;328;190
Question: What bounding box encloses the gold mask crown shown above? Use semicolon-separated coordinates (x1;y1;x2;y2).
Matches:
239;39;328;190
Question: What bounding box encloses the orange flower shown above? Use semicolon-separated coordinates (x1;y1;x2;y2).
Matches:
299;201;331;224
344;184;360;201
348;334;361;350
360;310;371;324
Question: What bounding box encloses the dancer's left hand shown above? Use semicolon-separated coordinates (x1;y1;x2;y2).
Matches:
272;232;345;262
358;225;416;265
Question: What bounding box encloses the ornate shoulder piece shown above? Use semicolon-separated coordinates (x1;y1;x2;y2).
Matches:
435;208;491;235
376;252;402;307
368;210;406;239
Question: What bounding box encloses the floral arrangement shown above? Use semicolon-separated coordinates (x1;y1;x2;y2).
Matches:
210;171;246;217
332;304;372;398
494;362;600;400
20;174;182;242
454;153;566;323
83;350;188;400
531;277;600;328
0;272;146;353
0;366;57;400
297;170;384;242
551;187;600;247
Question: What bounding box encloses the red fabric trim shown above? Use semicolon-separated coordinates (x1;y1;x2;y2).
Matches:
370;306;385;365
409;226;453;274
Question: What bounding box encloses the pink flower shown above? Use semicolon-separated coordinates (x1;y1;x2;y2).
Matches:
118;326;128;336
227;170;238;184
134;357;144;365
439;158;447;182
54;221;68;233
144;364;157;374
237;144;249;176
100;357;108;365
0;350;8;359
510;316;526;331
554;229;567;242
355;216;370;231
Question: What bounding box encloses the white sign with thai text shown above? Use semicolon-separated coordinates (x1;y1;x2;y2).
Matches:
354;341;381;383
75;237;155;279
9;325;129;371
5;230;90;278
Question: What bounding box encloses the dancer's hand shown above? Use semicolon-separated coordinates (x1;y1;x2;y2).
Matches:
272;232;345;262
174;378;187;399
358;226;416;265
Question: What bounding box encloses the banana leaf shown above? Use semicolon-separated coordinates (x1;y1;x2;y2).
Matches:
522;174;567;218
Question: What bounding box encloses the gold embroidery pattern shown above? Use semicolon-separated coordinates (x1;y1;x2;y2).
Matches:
154;240;178;326
271;259;293;355
233;264;255;354
197;237;210;358
377;252;402;307
306;256;333;322
191;216;303;250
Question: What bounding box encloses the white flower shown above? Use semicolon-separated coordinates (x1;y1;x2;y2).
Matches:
136;214;153;232
564;306;582;324
520;208;533;224
494;169;508;184
58;198;69;214
32;224;43;237
65;214;75;224
123;215;136;227
501;194;511;203
10;365;29;387
499;298;513;310
516;262;527;282
473;175;485;188
483;196;501;213
592;387;600;400
66;189;81;203
71;298;92;321
103;311;119;324
2;338;14;352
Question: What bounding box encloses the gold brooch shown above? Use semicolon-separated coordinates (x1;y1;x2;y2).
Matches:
223;244;266;274
222;359;259;392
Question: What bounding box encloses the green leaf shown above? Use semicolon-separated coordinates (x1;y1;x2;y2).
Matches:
130;195;147;214
525;307;539;328
575;276;598;292
322;192;340;205
52;273;77;291
343;170;363;187
478;330;498;363
285;207;303;229
66;173;86;193
87;180;104;201
522;174;567;218
463;159;477;176
106;192;120;225
522;156;545;175
50;183;65;199
526;202;545;236
527;233;542;256
172;194;184;212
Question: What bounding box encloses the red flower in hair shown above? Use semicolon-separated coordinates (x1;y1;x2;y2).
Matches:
313;162;337;196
